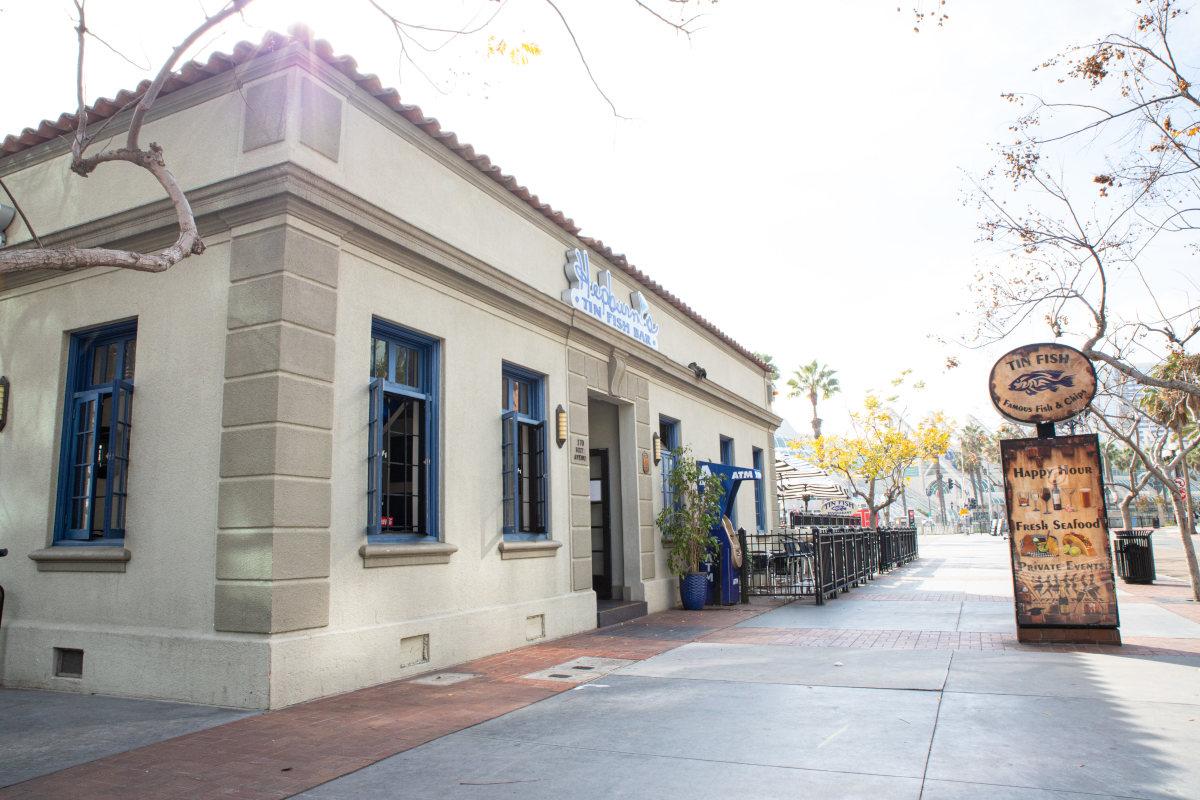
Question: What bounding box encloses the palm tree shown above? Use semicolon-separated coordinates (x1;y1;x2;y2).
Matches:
958;423;990;515
787;361;840;440
754;352;781;399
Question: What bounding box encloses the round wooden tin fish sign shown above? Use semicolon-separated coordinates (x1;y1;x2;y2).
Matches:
989;343;1097;425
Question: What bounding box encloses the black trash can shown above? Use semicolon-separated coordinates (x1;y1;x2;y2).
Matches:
1112;529;1156;584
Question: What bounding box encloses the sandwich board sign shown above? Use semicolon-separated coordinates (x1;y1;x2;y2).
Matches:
1000;435;1119;643
991;344;1119;645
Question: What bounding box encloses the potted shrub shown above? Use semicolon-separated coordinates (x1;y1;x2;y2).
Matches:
656;446;725;610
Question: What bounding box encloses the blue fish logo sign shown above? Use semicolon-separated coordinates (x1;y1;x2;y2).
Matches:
1008;370;1075;397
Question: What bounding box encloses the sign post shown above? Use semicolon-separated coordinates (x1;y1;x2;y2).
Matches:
990;343;1120;645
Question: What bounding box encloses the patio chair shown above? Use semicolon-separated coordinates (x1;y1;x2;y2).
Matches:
769;535;800;593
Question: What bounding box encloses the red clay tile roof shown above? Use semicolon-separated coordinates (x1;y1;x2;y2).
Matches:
0;29;767;373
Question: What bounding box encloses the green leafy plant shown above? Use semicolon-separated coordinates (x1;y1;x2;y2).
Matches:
656;446;725;578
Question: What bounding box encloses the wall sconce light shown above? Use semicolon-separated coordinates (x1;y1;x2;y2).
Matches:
555;404;567;448
652;432;661;465
687;361;707;380
0;376;8;432
0;205;15;247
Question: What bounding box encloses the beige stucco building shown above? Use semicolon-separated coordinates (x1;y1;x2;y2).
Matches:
0;32;779;709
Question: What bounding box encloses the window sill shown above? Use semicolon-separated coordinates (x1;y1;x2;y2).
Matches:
29;546;131;573
499;539;562;560
359;541;458;568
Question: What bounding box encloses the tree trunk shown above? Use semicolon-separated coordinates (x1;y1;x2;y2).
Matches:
1166;490;1200;602
983;469;995;531
810;389;821;440
1120;463;1135;529
866;480;881;530
1183;459;1195;530
970;468;983;532
935;459;947;525
1119;494;1134;530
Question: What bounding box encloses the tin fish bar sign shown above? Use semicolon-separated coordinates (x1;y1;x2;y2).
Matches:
988;343;1096;425
562;248;660;350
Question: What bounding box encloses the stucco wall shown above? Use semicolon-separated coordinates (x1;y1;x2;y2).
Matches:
0;45;779;709
0;239;261;705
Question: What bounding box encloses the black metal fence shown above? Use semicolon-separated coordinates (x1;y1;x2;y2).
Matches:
742;527;918;605
1107;514;1160;529
788;512;862;528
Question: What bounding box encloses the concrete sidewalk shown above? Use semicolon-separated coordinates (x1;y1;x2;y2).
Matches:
3;534;1199;799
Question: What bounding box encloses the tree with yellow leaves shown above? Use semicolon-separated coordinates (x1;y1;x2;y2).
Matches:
811;394;953;529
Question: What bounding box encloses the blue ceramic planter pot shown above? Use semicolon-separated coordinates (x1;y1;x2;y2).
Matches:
679;573;708;610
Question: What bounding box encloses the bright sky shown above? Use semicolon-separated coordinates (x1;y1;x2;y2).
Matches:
0;0;1144;439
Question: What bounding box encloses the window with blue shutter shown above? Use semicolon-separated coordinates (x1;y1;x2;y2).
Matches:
55;322;137;544
367;377;383;536
659;416;680;512
753;447;765;532
368;320;439;541
502;365;547;538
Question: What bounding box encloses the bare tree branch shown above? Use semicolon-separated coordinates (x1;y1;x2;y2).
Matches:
0;0;240;274
542;0;628;119
126;0;254;152
632;0;703;36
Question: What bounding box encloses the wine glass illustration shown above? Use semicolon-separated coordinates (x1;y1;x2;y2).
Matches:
1041;486;1053;514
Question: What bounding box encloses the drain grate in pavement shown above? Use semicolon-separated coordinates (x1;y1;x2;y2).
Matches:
408;672;480;686
521;656;636;683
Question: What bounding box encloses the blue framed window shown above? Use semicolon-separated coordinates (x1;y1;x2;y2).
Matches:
720;435;735;527
368;320;439;541
55;321;137;544
752;447;765;531
502;365;547;537
659;416;680;511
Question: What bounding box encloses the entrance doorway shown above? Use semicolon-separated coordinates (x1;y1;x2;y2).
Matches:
590;449;612;599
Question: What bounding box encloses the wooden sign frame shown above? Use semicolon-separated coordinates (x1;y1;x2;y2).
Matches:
989;343;1097;425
